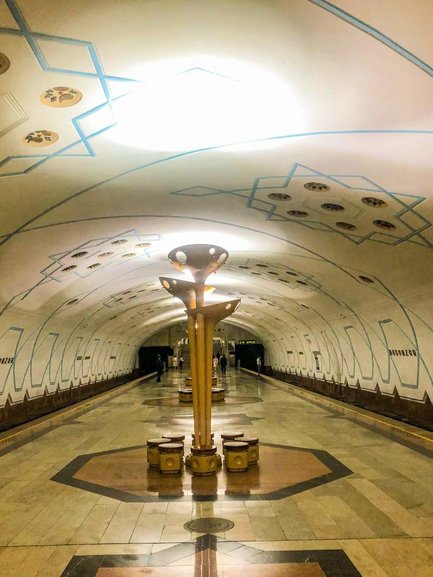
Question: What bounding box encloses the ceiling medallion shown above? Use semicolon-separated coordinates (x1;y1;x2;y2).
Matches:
304;182;330;192
362;197;387;208
267;193;291;201
41;86;82;108
336;222;357;230
0;53;10;75
23;130;59;147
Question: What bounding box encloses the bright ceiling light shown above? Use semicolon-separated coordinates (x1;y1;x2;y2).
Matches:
157;231;249;254
109;61;303;152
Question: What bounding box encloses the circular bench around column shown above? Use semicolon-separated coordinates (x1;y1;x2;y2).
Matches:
235;436;259;465
224;441;249;472
147;438;170;468
158;442;184;475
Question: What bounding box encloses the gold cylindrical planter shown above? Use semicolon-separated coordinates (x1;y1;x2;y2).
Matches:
158;442;184;475
224;441;249;472
221;432;244;456
147;438;170;468
236;436;259;465
190;446;218;476
178;389;193;403
162;433;186;455
211;388;225;402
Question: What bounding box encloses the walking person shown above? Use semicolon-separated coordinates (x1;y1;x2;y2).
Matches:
173;355;178;370
178;356;184;371
220;354;227;376
212;355;219;373
256;355;262;377
155;354;164;383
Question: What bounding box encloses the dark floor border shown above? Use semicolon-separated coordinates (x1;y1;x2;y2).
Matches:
263;368;433;431
0;373;155;457
50;441;353;502
60;535;361;577
259;369;433;458
0;371;146;433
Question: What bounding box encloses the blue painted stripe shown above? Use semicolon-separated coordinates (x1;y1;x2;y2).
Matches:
308;0;433;78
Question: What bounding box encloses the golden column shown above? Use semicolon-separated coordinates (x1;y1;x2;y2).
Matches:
160;245;240;476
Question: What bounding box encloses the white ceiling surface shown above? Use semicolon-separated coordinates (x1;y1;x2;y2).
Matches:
1;0;433;368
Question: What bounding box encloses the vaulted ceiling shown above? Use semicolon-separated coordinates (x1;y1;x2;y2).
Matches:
1;0;432;402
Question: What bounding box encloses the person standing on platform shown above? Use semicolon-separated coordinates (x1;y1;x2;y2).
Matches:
212;355;219;373
173;355;178;370
220;354;227;376
179;356;184;371
256;355;262;377
155;354;164;383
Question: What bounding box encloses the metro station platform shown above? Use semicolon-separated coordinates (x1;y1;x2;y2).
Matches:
0;368;432;577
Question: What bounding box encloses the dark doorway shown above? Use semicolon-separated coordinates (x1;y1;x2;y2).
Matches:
235;343;264;371
138;346;173;375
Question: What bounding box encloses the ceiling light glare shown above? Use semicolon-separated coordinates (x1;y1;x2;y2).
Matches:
158;230;249;253
110;61;303;152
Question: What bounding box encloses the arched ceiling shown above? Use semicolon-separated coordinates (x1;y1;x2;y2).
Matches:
1;0;433;365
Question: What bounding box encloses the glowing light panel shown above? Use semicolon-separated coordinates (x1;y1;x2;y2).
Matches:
109;63;303;151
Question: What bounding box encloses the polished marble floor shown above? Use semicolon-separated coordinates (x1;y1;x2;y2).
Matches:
0;369;433;577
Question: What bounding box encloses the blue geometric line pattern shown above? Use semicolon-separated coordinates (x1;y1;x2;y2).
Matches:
1;230;159;314
171;163;432;248
0;0;138;176
308;0;433;79
2;0;433;178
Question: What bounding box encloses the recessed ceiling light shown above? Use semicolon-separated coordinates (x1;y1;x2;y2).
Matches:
71;251;88;258
287;210;308;217
268;193;291;201
0;53;10;75
373;219;395;230
304;182;330;192
362;197;387;208
336;222;357;230
321;203;344;212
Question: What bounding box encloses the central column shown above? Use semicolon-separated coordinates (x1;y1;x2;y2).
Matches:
160;244;241;475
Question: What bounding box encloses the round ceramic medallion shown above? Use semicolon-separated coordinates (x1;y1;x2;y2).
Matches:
0;53;10;75
23;130;59;147
40;86;82;107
